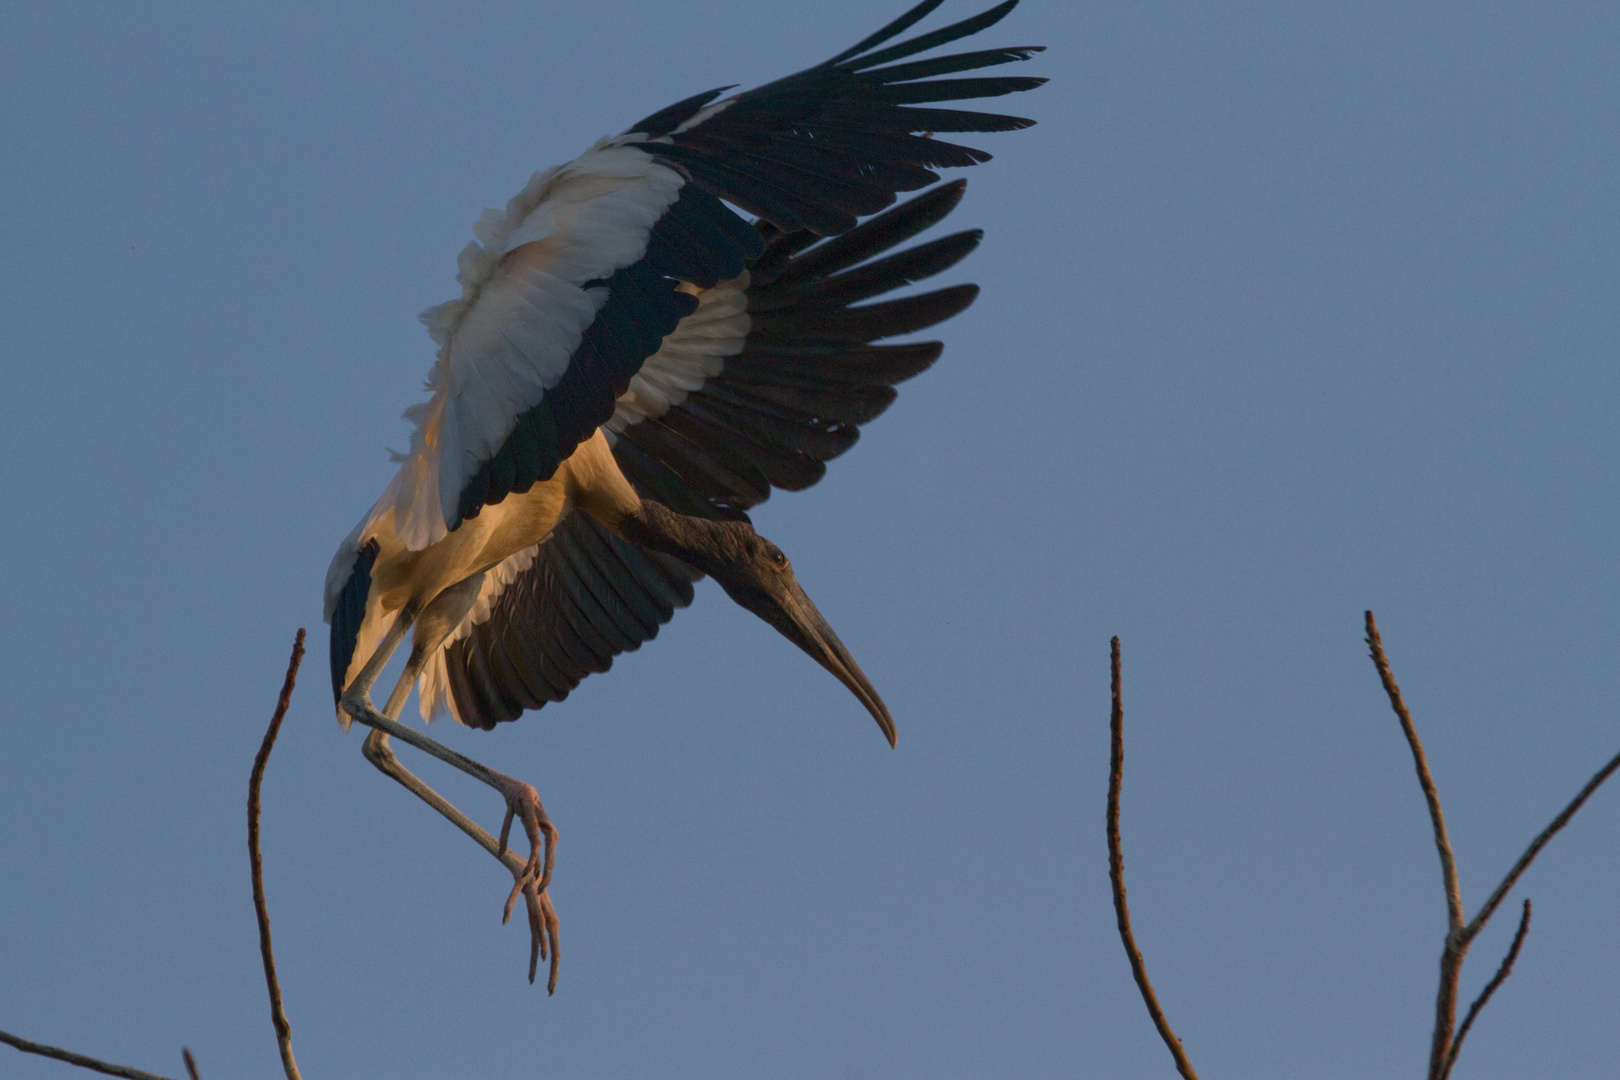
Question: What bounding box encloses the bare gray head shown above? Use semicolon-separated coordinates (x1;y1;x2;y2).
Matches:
621;500;897;746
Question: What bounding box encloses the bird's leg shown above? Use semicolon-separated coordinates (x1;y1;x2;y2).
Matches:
376;640;558;894
342;600;419;706
357;720;560;990
339;580;560;988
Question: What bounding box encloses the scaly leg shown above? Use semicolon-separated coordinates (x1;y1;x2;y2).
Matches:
340;581;561;989
358;722;560;990
375;640;558;908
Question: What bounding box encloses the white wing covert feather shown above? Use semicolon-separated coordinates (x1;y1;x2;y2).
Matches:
390;140;685;549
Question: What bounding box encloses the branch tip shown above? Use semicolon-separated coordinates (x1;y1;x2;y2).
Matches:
1106;636;1200;1080
250;630;307;1080
1442;898;1531;1080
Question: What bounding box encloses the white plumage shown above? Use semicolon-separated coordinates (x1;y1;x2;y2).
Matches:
387;140;686;548
606;272;751;438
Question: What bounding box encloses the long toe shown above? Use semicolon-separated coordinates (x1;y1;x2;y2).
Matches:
540;890;560;994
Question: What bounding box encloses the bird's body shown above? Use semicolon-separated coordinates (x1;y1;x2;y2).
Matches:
323;0;1044;990
371;432;633;625
330;428;635;712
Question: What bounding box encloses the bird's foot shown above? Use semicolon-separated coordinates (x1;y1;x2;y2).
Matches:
503;873;560;993
495;776;555;893
493;774;560;991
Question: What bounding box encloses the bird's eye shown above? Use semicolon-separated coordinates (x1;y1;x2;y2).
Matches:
772;550;788;568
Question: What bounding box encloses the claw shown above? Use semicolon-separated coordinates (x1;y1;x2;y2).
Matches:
540;890;560;994
503;875;523;925
527;886;543;983
518;874;560;991
478;773;563;988
499;853;560;991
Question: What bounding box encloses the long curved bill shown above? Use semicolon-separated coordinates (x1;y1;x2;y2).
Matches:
759;575;898;747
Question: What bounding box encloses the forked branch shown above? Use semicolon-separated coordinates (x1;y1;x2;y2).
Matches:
1366;611;1620;1080
1444;898;1530;1077
1107;637;1201;1080
2;634;306;1080
1364;612;1467;1078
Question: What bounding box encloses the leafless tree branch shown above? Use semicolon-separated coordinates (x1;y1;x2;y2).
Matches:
1467;746;1620;943
1365;612;1465;930
1367;611;1620;1080
0;640;323;1080
1365;611;1466;1080
1442;898;1531;1080
249;629;307;1080
1107;637;1201;1080
0;1029;177;1080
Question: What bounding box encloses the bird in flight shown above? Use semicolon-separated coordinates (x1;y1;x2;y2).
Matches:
325;0;1043;991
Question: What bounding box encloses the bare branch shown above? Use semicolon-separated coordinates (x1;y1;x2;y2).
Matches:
1364;611;1467;1080
249;630;307;1080
1368;610;1620;1077
1107;637;1201;1080
0;644;316;1080
0;1029;176;1080
1365;612;1465;931
1466;746;1620;942
1442;898;1531;1080
1438;732;1620;1077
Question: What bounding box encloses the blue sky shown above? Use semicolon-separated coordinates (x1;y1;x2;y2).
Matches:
3;2;1618;1078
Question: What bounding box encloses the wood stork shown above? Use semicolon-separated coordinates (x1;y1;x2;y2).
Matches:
325;0;1043;991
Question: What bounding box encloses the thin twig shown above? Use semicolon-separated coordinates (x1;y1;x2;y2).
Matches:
1365;611;1466;1080
1106;637;1200;1080
1368;611;1620;1078
0;1029;176;1080
1437;732;1620;1077
250;630;307;1080
180;1047;200;1080
1466;746;1620;942
1442;898;1531;1080
1365;612;1464;931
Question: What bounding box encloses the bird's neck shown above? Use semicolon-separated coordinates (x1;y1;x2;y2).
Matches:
616;499;740;577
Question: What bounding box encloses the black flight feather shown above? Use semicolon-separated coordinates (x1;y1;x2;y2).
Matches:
629;0;1041;236
823;0;948;67
836;0;1020;71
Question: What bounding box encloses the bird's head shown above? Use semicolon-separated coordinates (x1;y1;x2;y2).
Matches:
695;520;897;747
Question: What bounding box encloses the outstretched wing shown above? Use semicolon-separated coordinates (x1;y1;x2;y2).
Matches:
371;0;1042;551
607;179;978;520
424;180;989;727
